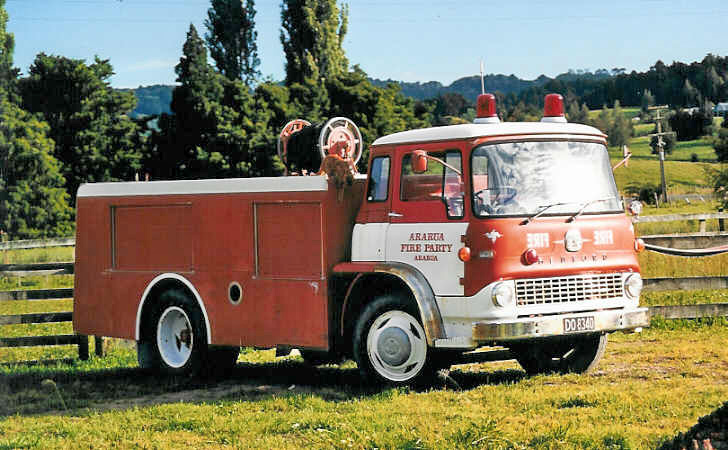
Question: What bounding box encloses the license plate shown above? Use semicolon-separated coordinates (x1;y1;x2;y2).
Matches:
563;316;595;333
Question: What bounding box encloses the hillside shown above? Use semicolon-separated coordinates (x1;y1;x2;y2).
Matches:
120;84;173;118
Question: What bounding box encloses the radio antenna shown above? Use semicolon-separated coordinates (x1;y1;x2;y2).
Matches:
480;59;485;94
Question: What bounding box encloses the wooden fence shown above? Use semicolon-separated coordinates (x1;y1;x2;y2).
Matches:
2;225;728;366
0;260;100;362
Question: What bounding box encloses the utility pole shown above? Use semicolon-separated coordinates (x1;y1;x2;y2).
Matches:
649;106;673;204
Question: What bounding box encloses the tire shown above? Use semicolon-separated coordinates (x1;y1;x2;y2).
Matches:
205;346;240;376
149;289;208;376
353;295;433;386
137;340;158;370
300;350;338;366
512;333;608;376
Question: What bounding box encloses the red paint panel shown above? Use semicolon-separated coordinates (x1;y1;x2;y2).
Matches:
464;214;640;296
256;202;323;279
114;205;193;271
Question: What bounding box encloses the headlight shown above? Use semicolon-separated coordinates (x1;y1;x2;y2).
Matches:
491;282;514;307
624;273;643;299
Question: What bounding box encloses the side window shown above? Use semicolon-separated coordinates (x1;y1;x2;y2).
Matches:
367;156;390;202
401;150;463;218
443;151;464;218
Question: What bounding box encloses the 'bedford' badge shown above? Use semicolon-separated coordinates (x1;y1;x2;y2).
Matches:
564;229;583;252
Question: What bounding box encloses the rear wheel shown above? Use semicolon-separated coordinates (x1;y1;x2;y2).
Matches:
147;290;208;376
512;333;607;376
353;295;432;386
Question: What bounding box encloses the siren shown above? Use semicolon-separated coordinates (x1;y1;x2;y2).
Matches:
541;93;567;123
473;93;500;124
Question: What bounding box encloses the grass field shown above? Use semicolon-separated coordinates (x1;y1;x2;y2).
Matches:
1;324;727;449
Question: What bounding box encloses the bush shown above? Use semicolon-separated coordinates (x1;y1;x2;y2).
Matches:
714;127;728;162
691;153;699;162
650;131;676;155
626;183;663;205
668;109;713;141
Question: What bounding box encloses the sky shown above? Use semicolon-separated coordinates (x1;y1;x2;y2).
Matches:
5;0;728;89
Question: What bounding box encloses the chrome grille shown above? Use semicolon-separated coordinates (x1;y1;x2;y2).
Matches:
516;274;624;306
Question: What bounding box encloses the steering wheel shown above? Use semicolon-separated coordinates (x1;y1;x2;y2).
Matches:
474;187;521;215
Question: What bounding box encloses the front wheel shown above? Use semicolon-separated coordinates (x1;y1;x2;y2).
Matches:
512;333;608;376
353;295;432;386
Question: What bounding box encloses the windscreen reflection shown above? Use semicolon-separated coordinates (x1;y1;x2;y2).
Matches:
471;141;622;217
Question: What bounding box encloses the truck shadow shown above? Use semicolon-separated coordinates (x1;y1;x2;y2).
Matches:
0;360;525;417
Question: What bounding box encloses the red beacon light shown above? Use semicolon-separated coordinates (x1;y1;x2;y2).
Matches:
541;93;567;123
474;93;500;124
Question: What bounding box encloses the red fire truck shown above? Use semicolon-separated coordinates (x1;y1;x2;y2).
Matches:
73;93;648;385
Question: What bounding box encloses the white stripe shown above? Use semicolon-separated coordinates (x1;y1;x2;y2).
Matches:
77;176;330;198
135;273;212;344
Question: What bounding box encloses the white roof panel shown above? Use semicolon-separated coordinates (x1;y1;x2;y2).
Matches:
77;175;329;198
372;122;606;146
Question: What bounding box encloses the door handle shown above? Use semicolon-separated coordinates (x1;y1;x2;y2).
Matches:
388;212;404;218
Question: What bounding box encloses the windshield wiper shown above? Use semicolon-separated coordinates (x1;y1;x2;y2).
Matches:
567;196;616;222
521;201;577;225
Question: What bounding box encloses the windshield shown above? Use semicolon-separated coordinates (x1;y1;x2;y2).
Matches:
471;141;621;217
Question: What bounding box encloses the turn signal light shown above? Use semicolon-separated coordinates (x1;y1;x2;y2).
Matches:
522;248;539;265
634;238;645;253
458;247;471;262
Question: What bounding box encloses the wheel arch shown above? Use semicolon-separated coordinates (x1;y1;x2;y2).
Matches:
135;273;212;344
340;262;445;347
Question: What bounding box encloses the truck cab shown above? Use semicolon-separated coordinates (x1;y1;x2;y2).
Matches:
342;94;647;382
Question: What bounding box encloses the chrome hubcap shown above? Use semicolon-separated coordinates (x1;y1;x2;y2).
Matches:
367;310;427;382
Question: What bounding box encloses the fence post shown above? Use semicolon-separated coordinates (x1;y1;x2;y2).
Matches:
720;208;725;232
78;335;89;361
699;219;707;233
94;336;104;357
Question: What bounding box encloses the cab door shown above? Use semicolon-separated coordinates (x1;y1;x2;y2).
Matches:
386;145;469;296
352;154;392;262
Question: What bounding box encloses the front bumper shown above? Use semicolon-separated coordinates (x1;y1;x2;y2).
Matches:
472;307;649;342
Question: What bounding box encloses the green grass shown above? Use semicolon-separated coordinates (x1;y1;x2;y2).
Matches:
638;251;728;278
588;107;642;121
641;289;728;307
612;158;716;195
1;325;727;448
617;135;716;162
0;247;74;264
0;274;73;291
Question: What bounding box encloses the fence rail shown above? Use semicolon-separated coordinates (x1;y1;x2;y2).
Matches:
635;212;728;232
0;237;75;251
0;294;100;361
0;262;74;277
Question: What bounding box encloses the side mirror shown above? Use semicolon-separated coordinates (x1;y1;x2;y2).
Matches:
411;150;428;174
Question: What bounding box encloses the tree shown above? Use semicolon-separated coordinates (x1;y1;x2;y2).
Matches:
713;115;728;162
150;25;282;180
19;54;142;202
640;89;655;114
280;0;349;86
566;101;590;124
0;0;17;98
0;100;73;239
681;79;699;106
608;100;633;147
705;66;723;102
205;0;260;86
669;109;712;141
